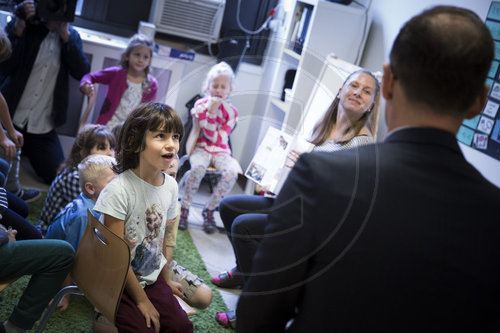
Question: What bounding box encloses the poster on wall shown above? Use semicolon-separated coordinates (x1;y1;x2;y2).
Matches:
458;1;500;160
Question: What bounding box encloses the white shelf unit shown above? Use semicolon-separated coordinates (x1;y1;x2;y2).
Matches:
264;0;372;134
283;48;301;61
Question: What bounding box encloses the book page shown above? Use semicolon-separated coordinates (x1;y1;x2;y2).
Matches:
245;127;313;194
272;134;314;194
245;127;292;192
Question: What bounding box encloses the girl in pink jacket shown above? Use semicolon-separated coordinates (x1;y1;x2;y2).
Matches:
79;34;158;129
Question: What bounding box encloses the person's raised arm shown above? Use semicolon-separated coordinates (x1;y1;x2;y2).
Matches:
104;214;160;333
199;101;236;146
61;26;90;81
13;1;35;37
0;94;17;159
77;92;96;132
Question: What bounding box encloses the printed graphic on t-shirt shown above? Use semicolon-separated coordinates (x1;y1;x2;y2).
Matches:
131;203;164;277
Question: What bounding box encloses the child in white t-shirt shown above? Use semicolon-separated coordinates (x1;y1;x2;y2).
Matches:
94;102;192;332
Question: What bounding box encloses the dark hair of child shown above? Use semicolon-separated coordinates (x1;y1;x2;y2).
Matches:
58;124;116;174
111;121;124;142
114;102;184;174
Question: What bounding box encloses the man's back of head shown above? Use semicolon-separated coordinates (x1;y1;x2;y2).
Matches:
389;6;493;116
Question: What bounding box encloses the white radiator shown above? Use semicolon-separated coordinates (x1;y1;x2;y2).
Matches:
151;0;225;43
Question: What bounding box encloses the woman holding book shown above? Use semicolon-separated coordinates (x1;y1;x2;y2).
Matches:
214;69;380;329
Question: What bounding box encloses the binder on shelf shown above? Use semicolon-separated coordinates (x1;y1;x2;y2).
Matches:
293;6;312;55
290;6;303;46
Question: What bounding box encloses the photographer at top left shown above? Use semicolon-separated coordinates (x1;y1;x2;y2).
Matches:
0;0;89;186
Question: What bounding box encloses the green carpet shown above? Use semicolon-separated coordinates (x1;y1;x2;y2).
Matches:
0;193;232;332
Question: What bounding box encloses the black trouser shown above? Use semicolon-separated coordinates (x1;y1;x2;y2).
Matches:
219;194;274;279
18;127;64;185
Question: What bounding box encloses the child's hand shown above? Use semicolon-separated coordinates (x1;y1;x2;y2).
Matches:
7;228;17;242
0;136;16;160
14;1;35;36
80;82;95;97
7;129;23;148
57;22;70;43
167;280;184;298
124;237;136;249
137;299;160;333
18;0;36;21
208;97;221;115
0;225;16;242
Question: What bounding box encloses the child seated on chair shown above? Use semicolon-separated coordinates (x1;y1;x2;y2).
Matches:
94;102;193;332
45;154;117;311
179;61;241;234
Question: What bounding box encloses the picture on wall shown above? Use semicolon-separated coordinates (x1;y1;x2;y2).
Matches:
458;1;500;160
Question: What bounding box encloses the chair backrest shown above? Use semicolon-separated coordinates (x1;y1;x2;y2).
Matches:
71;210;130;324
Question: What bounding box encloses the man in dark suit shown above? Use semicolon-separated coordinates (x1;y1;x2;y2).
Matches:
237;6;500;332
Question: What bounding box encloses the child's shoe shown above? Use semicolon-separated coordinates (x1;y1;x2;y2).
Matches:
179;207;189;230
16;188;41;203
211;267;244;288
202;208;217;234
215;310;236;329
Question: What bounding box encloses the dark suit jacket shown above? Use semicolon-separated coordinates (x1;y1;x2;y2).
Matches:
237;127;500;333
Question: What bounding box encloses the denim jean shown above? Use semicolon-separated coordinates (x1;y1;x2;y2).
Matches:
0;239;74;329
0;157;9;188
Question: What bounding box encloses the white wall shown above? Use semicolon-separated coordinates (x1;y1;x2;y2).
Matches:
169;0;500;187
230;62;264;166
359;0;500;187
169;53;215;124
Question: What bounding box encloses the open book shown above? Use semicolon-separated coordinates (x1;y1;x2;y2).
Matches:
245;126;314;194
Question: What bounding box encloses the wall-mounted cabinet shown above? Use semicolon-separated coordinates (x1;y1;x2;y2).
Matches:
264;0;372;135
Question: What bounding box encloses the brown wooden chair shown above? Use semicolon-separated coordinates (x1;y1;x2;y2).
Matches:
35;210;130;332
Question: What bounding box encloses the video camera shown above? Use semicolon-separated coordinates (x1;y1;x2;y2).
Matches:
14;0;77;23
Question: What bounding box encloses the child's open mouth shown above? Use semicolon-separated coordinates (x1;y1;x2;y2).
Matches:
162;153;174;160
